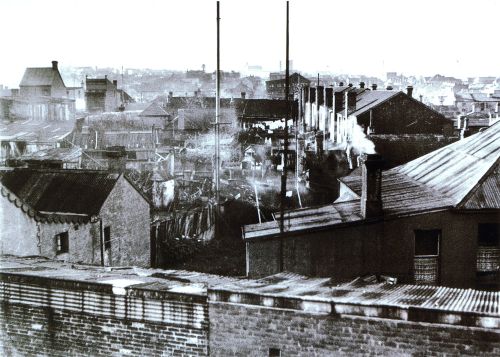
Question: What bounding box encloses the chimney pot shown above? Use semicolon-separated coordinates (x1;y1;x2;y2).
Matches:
361;153;384;219
51;61;58;70
348;83;353;87
339;82;344;86
386;85;393;90
360;82;365;89
371;84;377;90
406;85;414;97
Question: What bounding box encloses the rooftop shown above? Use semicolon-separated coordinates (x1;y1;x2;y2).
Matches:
1;256;497;329
0;168;122;222
0;118;75;143
19;67;64;87
244;122;500;239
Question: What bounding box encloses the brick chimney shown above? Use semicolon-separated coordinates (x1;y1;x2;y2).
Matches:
334;90;344;114
52;61;58;70
325;87;333;107
407;85;414;97
241;92;246;99
303;85;309;102
360;82;365;89
105;146;127;173
317;86;324;106
113;80;118;88
361;154;384;219
347;90;357;112
371;84;377;90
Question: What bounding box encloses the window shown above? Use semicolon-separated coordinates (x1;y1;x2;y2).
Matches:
269;348;281;357
414;230;440;285
55;232;69;254
104;226;111;250
477;223;499;290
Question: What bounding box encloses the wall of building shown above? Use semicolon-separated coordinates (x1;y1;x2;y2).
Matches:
38;220;100;265
246;210;499;288
209;301;500;356
99;175;151;267
0;274;208;356
357;94;448;134
0;193;38;256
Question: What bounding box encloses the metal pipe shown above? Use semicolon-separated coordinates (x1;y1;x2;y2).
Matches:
215;1;221;238
279;1;289;272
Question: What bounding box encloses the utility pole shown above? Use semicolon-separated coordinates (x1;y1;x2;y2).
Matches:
215;1;221;239
279;1;289;272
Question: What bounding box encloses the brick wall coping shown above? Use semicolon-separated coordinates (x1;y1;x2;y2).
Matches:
0;255;236;303
208;273;500;329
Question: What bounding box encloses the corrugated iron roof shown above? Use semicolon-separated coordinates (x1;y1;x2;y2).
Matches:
0;168;120;216
19;147;82;162
397;122;500;205
245;123;499;240
460;163;500;209
210;272;500;318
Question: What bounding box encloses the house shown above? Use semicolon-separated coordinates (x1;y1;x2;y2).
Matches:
243;123;500;290
19;61;67;98
455;92;500;114
0;168;151;267
85;76;133;112
0;61;76;121
266;72;310;99
138;102;170;129
300;83;454;167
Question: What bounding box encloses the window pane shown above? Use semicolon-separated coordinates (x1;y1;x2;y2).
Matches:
415;230;440;256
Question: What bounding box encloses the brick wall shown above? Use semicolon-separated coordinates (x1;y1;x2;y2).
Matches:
209;301;500;356
0;273;208;356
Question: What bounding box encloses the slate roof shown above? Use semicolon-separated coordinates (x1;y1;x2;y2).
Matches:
0;169;121;222
244;122;500;240
20;67;63;87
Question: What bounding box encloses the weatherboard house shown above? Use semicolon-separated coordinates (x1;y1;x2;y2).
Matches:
244;123;500;290
0;169;151;267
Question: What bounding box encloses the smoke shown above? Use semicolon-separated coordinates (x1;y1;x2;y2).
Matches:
350;122;376;155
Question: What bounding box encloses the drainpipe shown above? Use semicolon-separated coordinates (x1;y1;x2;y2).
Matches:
99;217;104;266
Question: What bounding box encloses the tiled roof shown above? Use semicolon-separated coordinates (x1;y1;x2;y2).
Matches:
19;67;59;86
0;169;120;218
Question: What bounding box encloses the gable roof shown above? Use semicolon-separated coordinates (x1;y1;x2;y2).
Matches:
139;103;169;117
349;90;399;116
20;67;65;87
396;123;500;205
0;169;122;222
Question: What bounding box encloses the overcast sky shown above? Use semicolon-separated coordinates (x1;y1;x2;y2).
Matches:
1;0;498;87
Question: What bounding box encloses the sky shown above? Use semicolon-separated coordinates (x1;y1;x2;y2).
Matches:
1;0;499;87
